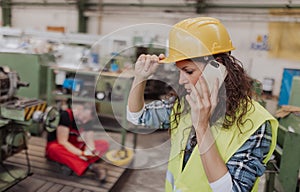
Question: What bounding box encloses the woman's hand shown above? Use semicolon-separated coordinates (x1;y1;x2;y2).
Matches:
80;149;99;161
186;75;220;154
134;54;165;80
186;75;219;132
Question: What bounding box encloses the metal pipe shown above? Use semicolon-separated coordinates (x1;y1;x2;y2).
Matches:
8;2;193;8
6;1;300;9
95;3;195;8
92;9;300;23
205;3;300;9
10;2;77;6
91;2;300;9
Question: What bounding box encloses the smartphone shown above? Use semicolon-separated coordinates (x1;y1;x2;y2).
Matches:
201;60;227;93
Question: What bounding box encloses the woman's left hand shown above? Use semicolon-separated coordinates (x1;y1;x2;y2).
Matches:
186;75;219;132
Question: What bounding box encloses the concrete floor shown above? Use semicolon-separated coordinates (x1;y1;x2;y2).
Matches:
114;131;169;192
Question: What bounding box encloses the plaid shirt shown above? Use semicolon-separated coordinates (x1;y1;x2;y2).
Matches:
130;99;272;192
227;121;271;192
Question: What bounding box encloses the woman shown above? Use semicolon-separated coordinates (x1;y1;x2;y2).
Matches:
127;17;278;192
46;102;109;183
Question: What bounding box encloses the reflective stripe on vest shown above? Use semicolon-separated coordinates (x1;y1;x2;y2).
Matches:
166;170;183;192
166;170;174;188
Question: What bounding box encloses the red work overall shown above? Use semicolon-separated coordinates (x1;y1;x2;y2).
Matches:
46;109;109;176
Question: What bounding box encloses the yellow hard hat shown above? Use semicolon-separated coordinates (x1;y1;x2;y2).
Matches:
161;17;235;63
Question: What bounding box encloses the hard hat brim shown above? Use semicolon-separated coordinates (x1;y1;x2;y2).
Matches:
159;57;175;64
159;47;235;64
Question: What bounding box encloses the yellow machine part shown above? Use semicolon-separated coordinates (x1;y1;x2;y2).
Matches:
105;148;134;166
25;102;47;121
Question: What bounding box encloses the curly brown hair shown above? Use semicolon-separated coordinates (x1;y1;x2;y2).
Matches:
171;52;254;132
214;53;253;130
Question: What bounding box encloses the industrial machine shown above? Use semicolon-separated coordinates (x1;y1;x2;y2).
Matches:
0;66;59;191
265;109;300;192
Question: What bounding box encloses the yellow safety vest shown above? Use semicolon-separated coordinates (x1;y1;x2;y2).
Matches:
165;100;278;192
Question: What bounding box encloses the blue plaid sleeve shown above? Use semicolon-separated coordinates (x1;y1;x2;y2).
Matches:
227;121;272;192
138;97;175;129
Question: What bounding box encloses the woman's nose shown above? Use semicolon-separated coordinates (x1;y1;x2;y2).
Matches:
178;71;188;85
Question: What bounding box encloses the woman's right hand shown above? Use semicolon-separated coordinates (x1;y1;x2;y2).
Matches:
80;149;98;161
134;54;165;80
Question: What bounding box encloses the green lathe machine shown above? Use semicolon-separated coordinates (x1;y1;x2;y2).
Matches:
265;110;300;192
0;66;59;191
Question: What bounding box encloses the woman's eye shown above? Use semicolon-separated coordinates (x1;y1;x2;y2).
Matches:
185;70;193;75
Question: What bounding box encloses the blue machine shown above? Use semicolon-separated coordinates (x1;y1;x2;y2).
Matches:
278;68;300;106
